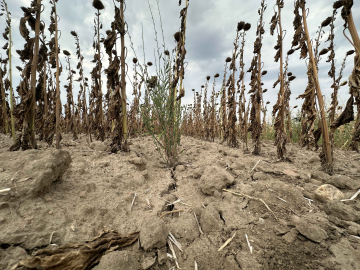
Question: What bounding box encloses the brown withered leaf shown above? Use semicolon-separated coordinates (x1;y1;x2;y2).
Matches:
253;37;262;54
351;125;360;151
19;15;32;40
103;29;116;56
319;48;329;56
273;78;280;88
274;50;280;62
176;87;185;101
348;52;360;98
270;12;278;36
330;96;354;132
321;17;332;27
300;44;308;59
341;0;353;25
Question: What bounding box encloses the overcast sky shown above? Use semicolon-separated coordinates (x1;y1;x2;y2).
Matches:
1;0;359;120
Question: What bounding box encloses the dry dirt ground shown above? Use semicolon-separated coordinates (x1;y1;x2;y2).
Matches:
1;133;360;270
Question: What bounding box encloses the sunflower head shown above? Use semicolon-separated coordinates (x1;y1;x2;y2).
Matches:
93;0;105;10
63;50;71;56
244;23;251;31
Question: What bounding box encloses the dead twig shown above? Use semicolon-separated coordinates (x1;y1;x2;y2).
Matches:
250;160;261;173
350;188;360;200
16;177;32;183
223;189;278;220
277;197;287;203
0;188;11;194
0;202;9;208
245;233;253;253
49;231;58;246
130;193;137;211
218;232;236;251
341;188;360;201
144;186;152;194
304;197;313;207
146;198;152;210
168;232;183;253
159;209;183;218
168;239;180;269
193;212;203;234
167;198;192;207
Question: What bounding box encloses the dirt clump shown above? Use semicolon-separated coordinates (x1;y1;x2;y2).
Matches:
315;184;345;203
140;216;168;251
0;246;28;270
326;174;360;190
325;200;360;222
0;149;71;199
295;218;328;243
90;141;108;152
93;250;139;270
199;206;223;233
198;165;234;195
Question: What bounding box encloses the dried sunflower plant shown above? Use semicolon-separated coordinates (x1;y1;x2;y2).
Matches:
248;0;267;155
202;76;211;141
0;53;8;136
291;0;333;173
332;0;360;152
329;50;355;135
220;57;231;142
90;0;105;141
105;0;129;153
34;31;48;141
49;0;62;149
283;54;296;141
226;22;243;148
210;73;220;142
319;10;354;150
0;0;15;141
270;0;288;160
10;0;43;151
63;50;77;140
71;30;91;142
237;22;251;151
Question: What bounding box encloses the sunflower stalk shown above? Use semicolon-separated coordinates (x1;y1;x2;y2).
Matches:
248;0;266;155
0;66;7;134
10;0;43;151
0;0;15;140
53;0;61;149
271;0;287;159
237;22;251;150
119;0;128;151
283;56;296;142
176;0;188;110
210;74;219;141
203;76;210;141
28;0;42;148
64;50;77;140
299;0;333;173
227;24;241;148
335;1;360;152
221;58;230;142
71;30;91;142
91;0;105;141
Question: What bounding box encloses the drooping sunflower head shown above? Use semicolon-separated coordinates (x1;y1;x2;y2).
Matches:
93;0;105;10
